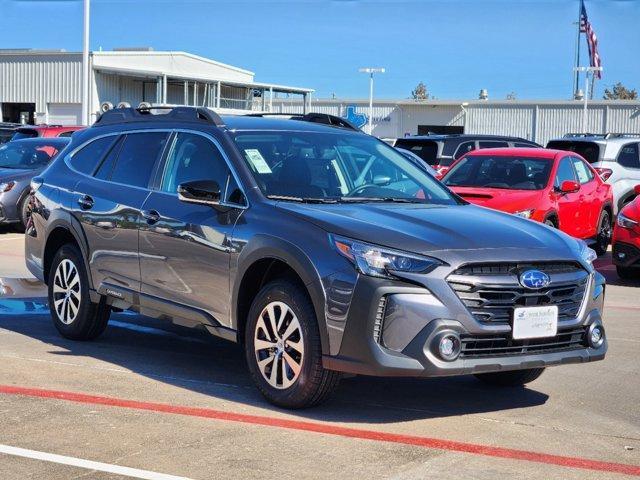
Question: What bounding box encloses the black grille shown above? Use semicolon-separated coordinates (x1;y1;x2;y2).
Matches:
448;262;588;326
461;327;588;358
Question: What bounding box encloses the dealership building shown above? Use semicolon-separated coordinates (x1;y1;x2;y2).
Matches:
270;98;640;146
0;48;313;125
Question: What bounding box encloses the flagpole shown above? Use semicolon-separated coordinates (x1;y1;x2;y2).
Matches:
573;0;582;98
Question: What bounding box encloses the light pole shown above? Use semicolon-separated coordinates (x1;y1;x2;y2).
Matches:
359;67;385;134
574;66;603;134
81;0;90;125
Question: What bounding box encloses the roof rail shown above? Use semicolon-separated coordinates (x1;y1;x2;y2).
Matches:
604;132;640;139
563;133;605;138
94;106;225;127
245;112;361;131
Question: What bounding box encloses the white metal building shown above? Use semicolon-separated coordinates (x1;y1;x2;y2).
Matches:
270;98;640;145
0;48;313;125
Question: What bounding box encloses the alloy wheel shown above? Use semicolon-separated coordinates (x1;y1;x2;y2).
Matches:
254;301;304;390
599;213;611;251
52;259;81;325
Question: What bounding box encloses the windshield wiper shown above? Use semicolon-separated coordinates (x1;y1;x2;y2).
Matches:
267;195;339;204
339;196;428;204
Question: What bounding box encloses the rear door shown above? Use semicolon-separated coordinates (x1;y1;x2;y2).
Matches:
553;156;583;237
72;131;170;292
138;130;246;328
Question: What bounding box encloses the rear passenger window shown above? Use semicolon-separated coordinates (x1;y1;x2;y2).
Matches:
617;144;640;169
454;141;476;160
478;141;509;149
571;157;594;184
70;136;117;175
109;132;168;188
94;136;123;180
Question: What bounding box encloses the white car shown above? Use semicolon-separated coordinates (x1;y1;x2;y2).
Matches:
548;133;640;214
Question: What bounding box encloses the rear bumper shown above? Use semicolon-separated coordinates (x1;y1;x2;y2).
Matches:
322;270;607;378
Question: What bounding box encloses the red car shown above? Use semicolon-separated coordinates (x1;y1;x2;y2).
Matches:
11;125;83;140
442;148;614;255
612;185;640;279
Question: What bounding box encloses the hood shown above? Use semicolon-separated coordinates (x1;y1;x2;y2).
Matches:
449;186;543;213
276;202;579;260
0;167;39;183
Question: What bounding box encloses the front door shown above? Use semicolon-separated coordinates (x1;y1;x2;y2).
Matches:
139;131;246;328
553;156;583;237
570;156;599;237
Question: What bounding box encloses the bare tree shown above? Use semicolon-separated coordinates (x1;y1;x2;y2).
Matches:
411;82;429;100
603;82;638;100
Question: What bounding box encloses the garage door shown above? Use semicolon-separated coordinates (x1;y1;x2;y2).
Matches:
48;103;82;125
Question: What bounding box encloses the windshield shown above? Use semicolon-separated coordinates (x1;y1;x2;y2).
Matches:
443;155;551;190
232;131;458;204
0;141;65;170
546;140;601;164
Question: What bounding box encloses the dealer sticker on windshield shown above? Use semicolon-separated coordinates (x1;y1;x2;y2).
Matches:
512;306;558;340
244;149;272;174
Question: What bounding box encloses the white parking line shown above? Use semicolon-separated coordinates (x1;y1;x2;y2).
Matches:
0;444;194;480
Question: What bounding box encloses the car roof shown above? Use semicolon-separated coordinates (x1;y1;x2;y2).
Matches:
7;137;71;146
399;134;534;142
463;147;560;158
220;115;361;134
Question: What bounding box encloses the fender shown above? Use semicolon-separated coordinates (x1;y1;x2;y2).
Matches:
232;234;330;355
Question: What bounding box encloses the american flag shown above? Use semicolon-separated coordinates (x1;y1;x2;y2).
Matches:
580;0;602;78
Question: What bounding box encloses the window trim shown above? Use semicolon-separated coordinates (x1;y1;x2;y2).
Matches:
453;140;477;160
155;129;249;209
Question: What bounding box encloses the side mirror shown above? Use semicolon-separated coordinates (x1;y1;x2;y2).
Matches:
177;180;221;205
634;184;640;195
559;180;580;194
373;175;392;186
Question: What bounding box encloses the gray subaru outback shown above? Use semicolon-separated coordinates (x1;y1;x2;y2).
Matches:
25;107;607;408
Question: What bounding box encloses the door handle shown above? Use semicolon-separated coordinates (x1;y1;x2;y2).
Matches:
77;195;94;210
142;209;160;225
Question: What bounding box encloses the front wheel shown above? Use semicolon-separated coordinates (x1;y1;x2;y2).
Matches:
48;244;111;340
474;368;545;387
245;279;340;408
593;210;611;257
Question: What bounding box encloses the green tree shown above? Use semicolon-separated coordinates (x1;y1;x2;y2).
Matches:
411;82;429;100
603;82;638;100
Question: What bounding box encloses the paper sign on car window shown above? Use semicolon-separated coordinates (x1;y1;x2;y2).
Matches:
244;149;272;174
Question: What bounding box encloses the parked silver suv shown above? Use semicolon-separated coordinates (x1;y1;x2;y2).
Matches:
547;133;640;214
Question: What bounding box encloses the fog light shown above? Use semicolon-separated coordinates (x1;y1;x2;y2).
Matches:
438;333;461;361
588;324;605;348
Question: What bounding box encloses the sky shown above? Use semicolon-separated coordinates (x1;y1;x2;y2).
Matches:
1;0;638;101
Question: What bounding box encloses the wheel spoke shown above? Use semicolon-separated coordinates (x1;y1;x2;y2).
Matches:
287;338;303;355
283;351;301;377
256;316;275;343
257;354;275;377
68;297;79;318
282;317;301;342
254;338;277;351
67;272;79;290
53;283;65;294
266;304;279;339
269;356;279;385
54;298;65;316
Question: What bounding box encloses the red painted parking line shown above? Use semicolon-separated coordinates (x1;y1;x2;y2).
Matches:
1;385;639;477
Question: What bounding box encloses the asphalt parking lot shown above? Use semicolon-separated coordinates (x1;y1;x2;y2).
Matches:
0;226;638;479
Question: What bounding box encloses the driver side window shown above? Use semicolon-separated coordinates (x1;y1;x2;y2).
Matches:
554;157;577;188
161;132;244;205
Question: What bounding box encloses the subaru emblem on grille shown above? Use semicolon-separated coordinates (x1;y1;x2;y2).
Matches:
519;270;550;289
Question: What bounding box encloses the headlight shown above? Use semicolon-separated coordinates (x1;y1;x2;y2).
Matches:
514;209;534;219
331;235;443;279
0;181;16;193
617;212;638;229
577;240;597;265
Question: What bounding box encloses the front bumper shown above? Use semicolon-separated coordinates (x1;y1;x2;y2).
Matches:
322;266;607;378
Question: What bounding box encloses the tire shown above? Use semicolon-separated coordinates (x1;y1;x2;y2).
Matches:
593;210;611;257
474;368;545;387
616;265;637;280
48;244;111;340
18;194;30;230
544;218;557;228
245;279;340;409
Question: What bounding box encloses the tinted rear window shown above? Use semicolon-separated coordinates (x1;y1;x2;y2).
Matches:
393;139;439;165
11;129;39;140
109;132;169;188
546;140;601;163
70;136;118;175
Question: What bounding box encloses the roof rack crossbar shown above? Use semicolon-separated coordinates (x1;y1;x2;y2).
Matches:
95;106;225;127
245;112;360;131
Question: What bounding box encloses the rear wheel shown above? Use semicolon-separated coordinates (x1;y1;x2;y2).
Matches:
474;368;545;387
544;218;557;228
48;244;110;340
245;279;340;408
593;210;611;257
18;195;30;229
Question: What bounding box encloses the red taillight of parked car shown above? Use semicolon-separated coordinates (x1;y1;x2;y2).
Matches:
594;167;613;181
